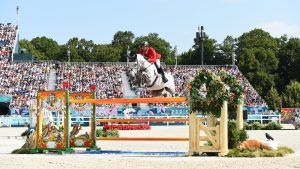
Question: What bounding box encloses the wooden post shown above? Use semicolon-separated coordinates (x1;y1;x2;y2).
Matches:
188;112;199;155
236;98;244;130
207;113;216;127
218;101;228;156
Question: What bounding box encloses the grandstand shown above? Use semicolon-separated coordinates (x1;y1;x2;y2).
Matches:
0;23;268;119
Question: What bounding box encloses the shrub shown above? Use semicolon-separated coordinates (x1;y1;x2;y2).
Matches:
227;146;294;157
96;128;104;137
96;128;119;137
262;122;282;130
245;122;282;130
247;122;262;130
228;120;248;149
106;129;120;137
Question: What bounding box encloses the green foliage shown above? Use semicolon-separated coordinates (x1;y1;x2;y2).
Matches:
179;33;217;65
218;71;244;119
277;37;300;92
245;122;282;130
282;80;300;107
189;70;229;117
193;34;217;65
30;36;60;60
112;31;135;47
65;37;94;62
265;87;281;111
95;128;104;137
177;49;194;65
131;33;175;64
105;129;120;137
236;29;279;97
227;148;257;157
112;31;135;62
227;146;294;157
228;120;248;149
92;44;122;62
214;36;236;65
262;122;282;130
19;39;45;60
95;128;119;137
245;122;262;130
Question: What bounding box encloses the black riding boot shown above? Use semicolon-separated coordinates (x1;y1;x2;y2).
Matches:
158;67;168;83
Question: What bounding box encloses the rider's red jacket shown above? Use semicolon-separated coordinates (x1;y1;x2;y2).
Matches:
138;47;161;63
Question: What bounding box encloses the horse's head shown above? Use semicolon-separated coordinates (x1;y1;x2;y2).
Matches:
128;54;137;62
128;54;153;85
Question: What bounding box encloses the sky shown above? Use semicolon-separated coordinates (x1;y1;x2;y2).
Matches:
1;0;299;53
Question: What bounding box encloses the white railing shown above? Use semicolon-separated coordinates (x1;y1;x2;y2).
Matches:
0;116;11;127
247;114;281;124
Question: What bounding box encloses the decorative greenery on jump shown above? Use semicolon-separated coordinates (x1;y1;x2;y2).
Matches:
189;70;229;117
189;69;244;119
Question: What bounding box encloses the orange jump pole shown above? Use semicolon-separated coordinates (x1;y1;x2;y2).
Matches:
98;137;189;141
69;97;187;104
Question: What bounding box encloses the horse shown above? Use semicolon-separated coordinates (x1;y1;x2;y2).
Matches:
128;54;176;97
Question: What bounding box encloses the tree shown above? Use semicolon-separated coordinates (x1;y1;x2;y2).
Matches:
265;87;281;111
112;31;135;62
214;36;236;65
277;36;300;92
112;31;135;47
65;37;94;62
30;36;60;60
92;44;122;62
178;49;194;65
63;38;83;62
236;29;279;97
18;39;45;60
178;33;217;65
282;81;300;107
132;33;175;64
193;34;217;65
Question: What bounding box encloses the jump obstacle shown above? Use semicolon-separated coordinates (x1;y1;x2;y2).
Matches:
35;90;243;156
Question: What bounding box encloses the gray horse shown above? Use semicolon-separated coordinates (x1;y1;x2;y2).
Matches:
129;54;176;97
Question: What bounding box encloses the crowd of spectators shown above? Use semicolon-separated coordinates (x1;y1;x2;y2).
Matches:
0;23;52;108
0;61;52;108
56;63;124;99
0;23;16;59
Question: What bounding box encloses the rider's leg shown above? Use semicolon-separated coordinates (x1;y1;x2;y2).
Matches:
155;59;168;83
154;61;161;74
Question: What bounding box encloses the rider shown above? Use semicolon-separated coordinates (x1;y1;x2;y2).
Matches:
138;41;168;83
